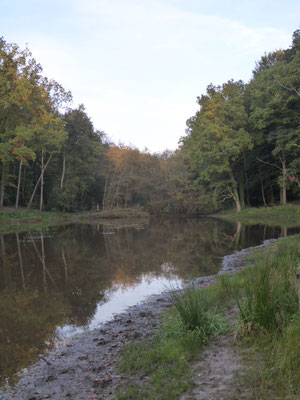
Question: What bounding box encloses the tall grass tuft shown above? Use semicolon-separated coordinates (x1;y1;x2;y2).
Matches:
237;238;300;334
169;287;227;345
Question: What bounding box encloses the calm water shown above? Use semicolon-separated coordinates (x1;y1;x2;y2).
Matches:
0;217;299;384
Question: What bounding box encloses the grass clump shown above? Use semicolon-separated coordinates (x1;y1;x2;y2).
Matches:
117;288;226;400
234;236;300;398
168;288;227;344
237;238;299;334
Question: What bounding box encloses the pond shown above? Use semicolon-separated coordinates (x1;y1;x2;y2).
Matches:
0;217;299;384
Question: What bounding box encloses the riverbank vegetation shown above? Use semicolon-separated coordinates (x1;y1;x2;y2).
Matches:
1;30;299;216
219;204;300;218
116;235;300;399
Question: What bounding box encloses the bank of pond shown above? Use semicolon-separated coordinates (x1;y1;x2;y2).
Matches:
0;215;300;397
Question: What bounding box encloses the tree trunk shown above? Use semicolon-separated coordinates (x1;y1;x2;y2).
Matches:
259;167;267;207
270;185;274;205
230;172;242;213
22;166;26;204
102;175;109;210
234;194;242;213
60;151;66;190
237;170;245;208
28;154;53;209
280;149;287;205
15;159;22;209
243;154;251;206
40;151;44;211
0;163;8;207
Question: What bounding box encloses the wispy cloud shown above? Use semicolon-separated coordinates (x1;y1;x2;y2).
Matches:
2;0;295;151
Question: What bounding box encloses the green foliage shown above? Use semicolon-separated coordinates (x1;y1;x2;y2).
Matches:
237;239;299;333
1;29;300;214
219;204;300;218
182;80;253;212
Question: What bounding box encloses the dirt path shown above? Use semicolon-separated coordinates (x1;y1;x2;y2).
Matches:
0;240;275;400
180;318;252;400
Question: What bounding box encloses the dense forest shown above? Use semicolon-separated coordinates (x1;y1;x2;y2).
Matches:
0;30;299;214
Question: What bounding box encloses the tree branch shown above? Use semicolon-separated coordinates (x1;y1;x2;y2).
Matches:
256;157;282;171
275;78;300;97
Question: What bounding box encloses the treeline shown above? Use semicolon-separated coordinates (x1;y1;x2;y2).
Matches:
181;29;300;212
0;31;299;214
0;38;181;212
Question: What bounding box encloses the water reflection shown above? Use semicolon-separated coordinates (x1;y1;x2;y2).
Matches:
0;217;299;384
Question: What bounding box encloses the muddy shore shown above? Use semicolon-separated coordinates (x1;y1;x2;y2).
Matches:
0;240;276;400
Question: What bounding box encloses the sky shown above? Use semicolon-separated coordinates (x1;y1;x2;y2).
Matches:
1;0;299;153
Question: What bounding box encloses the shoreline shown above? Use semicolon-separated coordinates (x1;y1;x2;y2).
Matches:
0;239;277;400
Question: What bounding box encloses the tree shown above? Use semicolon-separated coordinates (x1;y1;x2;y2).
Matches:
47;105;103;211
182;81;253;212
0;37;71;209
247;35;300;205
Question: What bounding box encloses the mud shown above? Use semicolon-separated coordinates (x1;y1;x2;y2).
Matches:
180;332;251;400
0;240;276;400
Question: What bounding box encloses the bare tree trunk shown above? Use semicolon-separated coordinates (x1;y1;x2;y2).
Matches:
28;154;53;209
270;185;274;205
280;149;287;205
111;168;127;209
0;164;7;207
102;176;108;210
60;151;66;189
243;154;251;206
230;178;242;213
259;167;267;207
40;151;44;211
15;159;22;209
22;166;26;204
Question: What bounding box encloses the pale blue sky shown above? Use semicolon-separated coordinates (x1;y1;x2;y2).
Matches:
1;0;299;152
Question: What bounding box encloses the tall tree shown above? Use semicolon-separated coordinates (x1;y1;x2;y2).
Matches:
247;33;300;204
0;37;71;209
182;81;253;212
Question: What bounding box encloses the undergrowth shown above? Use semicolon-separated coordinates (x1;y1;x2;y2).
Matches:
117;234;300;399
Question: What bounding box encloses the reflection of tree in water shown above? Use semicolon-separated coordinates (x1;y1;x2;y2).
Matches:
0;218;298;384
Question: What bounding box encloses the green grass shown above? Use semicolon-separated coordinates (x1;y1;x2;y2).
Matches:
117;290;227;400
0;209;61;221
0;206;150;234
218;204;300;219
116;234;300;399
0;209;68;234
